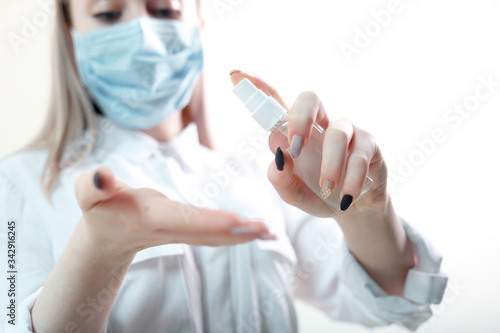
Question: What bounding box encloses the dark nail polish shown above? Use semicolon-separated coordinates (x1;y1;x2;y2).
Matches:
340;195;353;211
275;147;284;171
94;172;103;190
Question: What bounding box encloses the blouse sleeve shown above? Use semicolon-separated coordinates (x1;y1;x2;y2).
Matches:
0;171;54;333
280;199;448;331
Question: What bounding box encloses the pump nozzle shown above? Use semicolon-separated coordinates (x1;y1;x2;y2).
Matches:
232;78;286;131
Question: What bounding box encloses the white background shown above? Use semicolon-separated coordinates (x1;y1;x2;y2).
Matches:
1;0;500;332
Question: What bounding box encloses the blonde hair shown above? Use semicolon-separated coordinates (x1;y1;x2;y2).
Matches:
6;0;213;204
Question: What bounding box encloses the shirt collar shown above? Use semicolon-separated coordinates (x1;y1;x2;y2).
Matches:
93;114;202;163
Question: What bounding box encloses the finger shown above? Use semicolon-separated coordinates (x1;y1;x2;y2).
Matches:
268;129;289;155
288;91;329;158
75;167;126;212
230;70;288;110
315;100;329;130
267;147;328;214
147;196;272;236
340;127;377;209
319;118;354;196
172;229;275;247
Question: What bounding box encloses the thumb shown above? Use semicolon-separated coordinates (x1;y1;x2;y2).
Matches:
267;147;328;214
74;167;127;212
267;147;307;206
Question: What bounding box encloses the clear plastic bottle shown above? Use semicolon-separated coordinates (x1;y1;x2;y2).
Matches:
233;78;372;213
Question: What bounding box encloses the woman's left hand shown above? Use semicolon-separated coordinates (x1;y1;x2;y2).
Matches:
230;71;389;220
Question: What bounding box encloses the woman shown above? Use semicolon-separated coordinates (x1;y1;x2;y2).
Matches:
0;0;447;332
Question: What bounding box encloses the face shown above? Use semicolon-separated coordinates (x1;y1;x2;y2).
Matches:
68;0;201;33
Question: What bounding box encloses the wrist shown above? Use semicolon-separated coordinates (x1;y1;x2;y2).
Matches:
75;216;137;267
333;195;417;295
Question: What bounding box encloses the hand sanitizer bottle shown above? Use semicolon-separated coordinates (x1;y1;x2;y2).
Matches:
233;78;372;214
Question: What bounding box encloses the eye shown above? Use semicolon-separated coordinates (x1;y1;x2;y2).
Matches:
151;8;182;19
93;11;122;22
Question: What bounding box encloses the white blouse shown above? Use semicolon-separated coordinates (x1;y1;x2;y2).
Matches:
0;114;447;333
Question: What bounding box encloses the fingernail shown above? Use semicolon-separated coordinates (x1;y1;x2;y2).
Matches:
275;147;284;171
320;180;334;200
229;69;241;76
93;172;103;190
290;135;304;158
229;226;261;234
341;195;353;211
258;233;277;240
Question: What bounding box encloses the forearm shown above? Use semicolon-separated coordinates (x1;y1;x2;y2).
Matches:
31;217;136;333
335;195;416;296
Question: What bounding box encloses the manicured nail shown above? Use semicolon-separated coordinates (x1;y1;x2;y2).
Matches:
290;135;304;158
229;226;261;234
320;179;334;200
229;69;241;76
93;172;103;190
258;233;277;240
341;195;353;211
275;147;284;171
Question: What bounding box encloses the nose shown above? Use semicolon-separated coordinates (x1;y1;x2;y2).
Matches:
124;1;160;21
125;1;149;20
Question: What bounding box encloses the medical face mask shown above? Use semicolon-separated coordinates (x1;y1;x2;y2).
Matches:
70;17;204;130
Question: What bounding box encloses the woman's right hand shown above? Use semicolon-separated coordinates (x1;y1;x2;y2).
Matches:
74;167;275;259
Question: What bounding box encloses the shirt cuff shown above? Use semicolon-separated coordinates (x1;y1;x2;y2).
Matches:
339;216;448;331
401;217;448;304
5;286;43;333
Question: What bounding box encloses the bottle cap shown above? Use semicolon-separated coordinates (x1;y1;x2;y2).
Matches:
233;78;286;131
